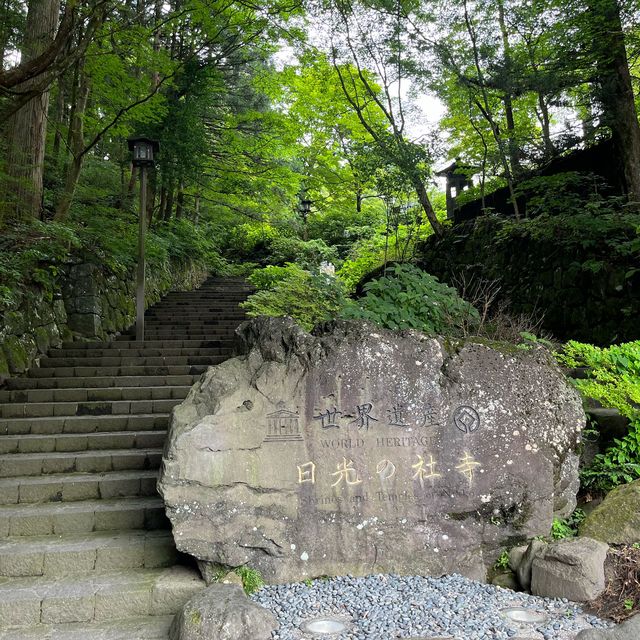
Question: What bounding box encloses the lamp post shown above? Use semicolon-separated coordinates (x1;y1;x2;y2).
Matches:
298;193;312;241
128;137;159;342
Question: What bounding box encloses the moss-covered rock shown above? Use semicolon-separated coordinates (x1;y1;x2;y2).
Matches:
2;335;29;373
579;480;640;544
0;349;9;382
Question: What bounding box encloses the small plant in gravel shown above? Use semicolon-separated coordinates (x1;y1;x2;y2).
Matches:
234;566;265;595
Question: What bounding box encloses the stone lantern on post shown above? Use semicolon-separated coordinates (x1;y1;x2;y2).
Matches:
128;136;159;342
435;159;475;221
298;192;312;241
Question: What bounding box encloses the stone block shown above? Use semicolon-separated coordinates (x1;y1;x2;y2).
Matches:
531;537;608;601
67;313;102;339
41;591;95;624
169;584;278;640
516;539;546;590
575;614;640;639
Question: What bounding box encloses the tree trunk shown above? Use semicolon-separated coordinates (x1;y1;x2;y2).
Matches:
497;0;522;176
2;0;60;222
536;93;554;159
590;0;640;201
175;181;184;219
51;75;66;166
163;181;175;221
54;64;89;221
410;173;444;238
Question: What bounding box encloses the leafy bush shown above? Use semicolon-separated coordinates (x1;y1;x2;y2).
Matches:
248;263;301;291
267;236;338;269
241;265;347;331
224;221;338;269
340;263;479;335
556;341;640;491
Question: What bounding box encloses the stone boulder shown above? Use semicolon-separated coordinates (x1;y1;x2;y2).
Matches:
531;537;608;601
580;480;640;545
159;318;585;584
169;584;278;640
516;539;547;591
575;614;640;640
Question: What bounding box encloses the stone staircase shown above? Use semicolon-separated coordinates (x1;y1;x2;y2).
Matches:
0;276;252;639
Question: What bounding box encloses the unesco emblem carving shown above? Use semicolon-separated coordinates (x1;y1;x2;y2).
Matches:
453;405;480;433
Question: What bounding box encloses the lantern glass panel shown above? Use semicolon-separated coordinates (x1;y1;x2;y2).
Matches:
136;143;151;162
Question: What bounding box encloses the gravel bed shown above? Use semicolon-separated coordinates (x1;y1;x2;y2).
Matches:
251;574;613;640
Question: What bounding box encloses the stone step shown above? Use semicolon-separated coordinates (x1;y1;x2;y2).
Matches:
0;469;159;505
140;322;242;329
0;448;162;478
0;616;174;640
0;497;169;537
0;566;203;626
0;530;176;578
38;355;225;368
158;293;250;299
0;411;167;437
0;385;190;404
46;347;228;358
28;364;208;378
0;430;166;454
0;398;181;419
143;311;243;317
60;339;231;350
116;335;231;343
5;375;199;391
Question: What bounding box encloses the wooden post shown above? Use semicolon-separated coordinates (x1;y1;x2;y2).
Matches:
136;167;147;342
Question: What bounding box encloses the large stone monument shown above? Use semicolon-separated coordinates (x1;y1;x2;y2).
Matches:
158;318;585;584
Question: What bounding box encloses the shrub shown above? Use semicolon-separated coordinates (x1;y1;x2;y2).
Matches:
241;265;347;331
556;341;640;492
340;263;480;336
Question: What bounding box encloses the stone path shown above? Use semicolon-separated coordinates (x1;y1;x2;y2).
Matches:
0;276;252;639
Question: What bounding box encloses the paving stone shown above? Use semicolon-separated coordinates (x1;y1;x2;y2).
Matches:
0;615;174;640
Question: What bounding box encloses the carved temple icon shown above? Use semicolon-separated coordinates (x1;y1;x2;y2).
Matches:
263;402;304;442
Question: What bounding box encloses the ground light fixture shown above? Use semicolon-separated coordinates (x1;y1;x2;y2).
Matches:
300;616;351;636
500;606;548;626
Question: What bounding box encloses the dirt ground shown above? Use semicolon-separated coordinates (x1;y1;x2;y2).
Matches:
586;545;640;623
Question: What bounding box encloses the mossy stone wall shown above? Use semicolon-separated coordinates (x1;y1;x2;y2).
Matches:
418;218;639;344
0;258;208;382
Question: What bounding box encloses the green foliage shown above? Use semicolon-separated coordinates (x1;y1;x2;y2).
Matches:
225;223;338;269
556;341;640;492
248;264;301;291
241;266;347;331
233;566;265;595
517;331;554;350
340;264;479;336
337;220;435;293
494;550;510;571
0;221;82;307
0;210;226;315
551;509;585;540
495;178;640;261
